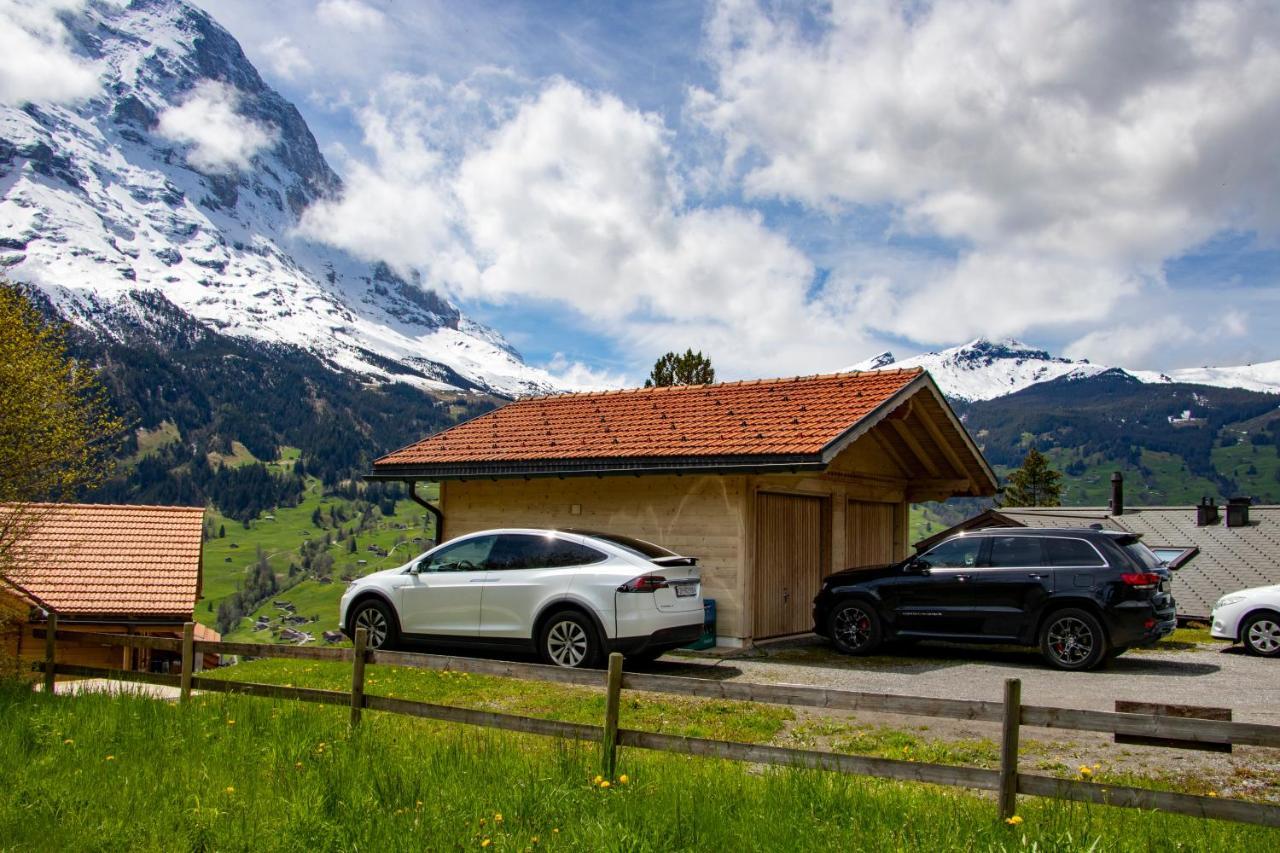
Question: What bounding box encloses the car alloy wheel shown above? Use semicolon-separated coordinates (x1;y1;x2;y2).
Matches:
1243;615;1280;656
829;601;881;656
1046;615;1094;667
353;604;390;649
546;618;590;667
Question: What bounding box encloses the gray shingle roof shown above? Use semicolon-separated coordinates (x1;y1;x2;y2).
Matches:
996;506;1280;619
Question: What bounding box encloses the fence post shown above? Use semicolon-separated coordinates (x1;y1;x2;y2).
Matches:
179;621;195;703
998;677;1022;821
602;652;624;778
350;627;368;727
43;611;57;694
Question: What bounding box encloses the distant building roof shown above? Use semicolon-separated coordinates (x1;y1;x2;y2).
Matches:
1;503;205;618
372;368;996;491
916;504;1280;619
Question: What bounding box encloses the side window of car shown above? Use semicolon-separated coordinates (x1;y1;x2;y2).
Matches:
485;535;606;570
1043;537;1106;567
422;535;497;572
918;537;982;569
986;537;1045;568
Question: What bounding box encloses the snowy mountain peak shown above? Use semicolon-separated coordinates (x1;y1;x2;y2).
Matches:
845;337;1279;401
0;0;559;398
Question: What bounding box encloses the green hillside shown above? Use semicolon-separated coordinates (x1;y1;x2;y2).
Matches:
198;470;439;644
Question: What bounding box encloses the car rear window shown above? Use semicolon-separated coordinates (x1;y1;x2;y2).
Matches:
987;536;1044;567
565;529;678;561
1115;536;1163;570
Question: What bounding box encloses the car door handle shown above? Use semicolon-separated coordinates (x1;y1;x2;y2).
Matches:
955;574;972;582
1028;573;1047;580
469;576;499;583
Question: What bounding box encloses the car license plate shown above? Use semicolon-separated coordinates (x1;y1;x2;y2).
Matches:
675;583;696;598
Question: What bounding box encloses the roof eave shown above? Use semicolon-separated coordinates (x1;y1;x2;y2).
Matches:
367;454;828;482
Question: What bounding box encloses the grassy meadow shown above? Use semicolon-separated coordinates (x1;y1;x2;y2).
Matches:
2;681;1276;851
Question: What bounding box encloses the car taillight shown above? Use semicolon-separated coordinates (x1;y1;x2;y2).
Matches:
1120;572;1161;590
619;575;668;593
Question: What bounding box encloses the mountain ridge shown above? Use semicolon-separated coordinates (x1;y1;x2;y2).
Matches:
1;0;558;399
848;338;1280;401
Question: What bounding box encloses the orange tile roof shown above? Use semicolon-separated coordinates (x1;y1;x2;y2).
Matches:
0;503;205;618
374;368;925;476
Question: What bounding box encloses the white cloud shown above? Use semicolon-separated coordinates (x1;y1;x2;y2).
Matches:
693;0;1280;345
261;36;312;80
156;80;277;173
542;353;629;391
1065;310;1249;368
0;0;100;106
316;0;385;31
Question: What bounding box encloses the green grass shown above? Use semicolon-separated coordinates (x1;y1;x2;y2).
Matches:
1;683;1274;851
1212;442;1280;501
204;658;791;743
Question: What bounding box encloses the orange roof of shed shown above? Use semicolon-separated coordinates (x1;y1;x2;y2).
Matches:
1;503;205;618
374;368;925;475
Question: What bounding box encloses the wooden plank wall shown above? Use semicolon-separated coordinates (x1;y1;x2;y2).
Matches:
846;500;897;568
442;475;748;638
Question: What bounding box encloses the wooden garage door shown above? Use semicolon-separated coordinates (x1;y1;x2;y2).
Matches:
753;493;828;639
846;501;898;569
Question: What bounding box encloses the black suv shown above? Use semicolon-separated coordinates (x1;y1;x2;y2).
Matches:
812;528;1177;670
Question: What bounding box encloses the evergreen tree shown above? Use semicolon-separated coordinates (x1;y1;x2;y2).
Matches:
644;349;715;388
218;524;226;538
348;536;357;553
1002;448;1063;507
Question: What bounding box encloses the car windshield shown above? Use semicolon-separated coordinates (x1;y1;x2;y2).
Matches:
565;529;677;560
1117;537;1163;570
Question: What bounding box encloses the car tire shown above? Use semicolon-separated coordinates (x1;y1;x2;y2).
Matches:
1241;612;1280;657
538;610;601;668
349;598;399;651
827;600;883;656
1039;608;1107;671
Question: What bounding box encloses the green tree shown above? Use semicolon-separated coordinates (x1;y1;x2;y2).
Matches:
1002;448;1063;507
644;349;715;388
0;282;123;578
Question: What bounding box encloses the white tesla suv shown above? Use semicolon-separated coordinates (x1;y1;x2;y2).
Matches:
339;529;705;667
1211;584;1280;657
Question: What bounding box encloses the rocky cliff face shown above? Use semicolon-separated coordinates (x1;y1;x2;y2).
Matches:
0;0;556;397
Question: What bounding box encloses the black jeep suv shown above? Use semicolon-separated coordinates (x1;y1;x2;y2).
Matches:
812;528;1177;671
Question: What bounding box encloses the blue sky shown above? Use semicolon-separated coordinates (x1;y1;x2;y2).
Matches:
197;0;1280;384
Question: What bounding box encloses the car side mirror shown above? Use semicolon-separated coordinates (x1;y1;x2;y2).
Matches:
907;558;930;575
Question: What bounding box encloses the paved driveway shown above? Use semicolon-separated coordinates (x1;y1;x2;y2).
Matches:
659;638;1280;725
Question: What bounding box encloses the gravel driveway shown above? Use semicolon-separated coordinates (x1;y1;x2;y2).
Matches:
662;638;1280;725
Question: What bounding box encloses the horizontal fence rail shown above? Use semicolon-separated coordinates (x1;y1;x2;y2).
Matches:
34;623;1280;829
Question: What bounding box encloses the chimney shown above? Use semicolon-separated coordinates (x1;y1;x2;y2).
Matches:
1226;496;1252;528
1109;472;1124;516
1196;497;1220;527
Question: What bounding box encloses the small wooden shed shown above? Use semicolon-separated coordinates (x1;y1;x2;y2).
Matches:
0;503;217;674
370;369;996;645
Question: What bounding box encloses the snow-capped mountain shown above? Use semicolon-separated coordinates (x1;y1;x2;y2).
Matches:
848;339;1280;401
0;0;558;398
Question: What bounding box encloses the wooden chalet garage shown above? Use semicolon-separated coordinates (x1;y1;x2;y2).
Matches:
0;503;216;674
370;368;996;646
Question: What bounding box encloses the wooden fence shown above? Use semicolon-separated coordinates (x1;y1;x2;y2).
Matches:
34;619;1280;829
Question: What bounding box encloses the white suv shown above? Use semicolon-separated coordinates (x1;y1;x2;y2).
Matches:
339;529;705;667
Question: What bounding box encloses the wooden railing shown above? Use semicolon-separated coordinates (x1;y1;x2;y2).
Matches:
33;622;1280;829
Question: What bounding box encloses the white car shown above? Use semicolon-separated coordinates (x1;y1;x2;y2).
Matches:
1210;585;1280;657
339;528;705;667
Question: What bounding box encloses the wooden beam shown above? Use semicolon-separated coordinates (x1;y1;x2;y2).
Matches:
889;418;943;478
916;402;976;483
869;429;913;478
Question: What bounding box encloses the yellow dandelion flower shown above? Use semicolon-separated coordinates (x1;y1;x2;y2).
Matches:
226;719;235;726
295;761;303;770
105;755;115;761
531;837;539;844
619;774;629;785
593;775;603;784
1078;765;1093;778
1207;791;1219;798
481;840;491;848
494;813;503;823
479;818;487;826
1004;815;1023;826
600;780;611;789
552;828;559;834
225;786;235;795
